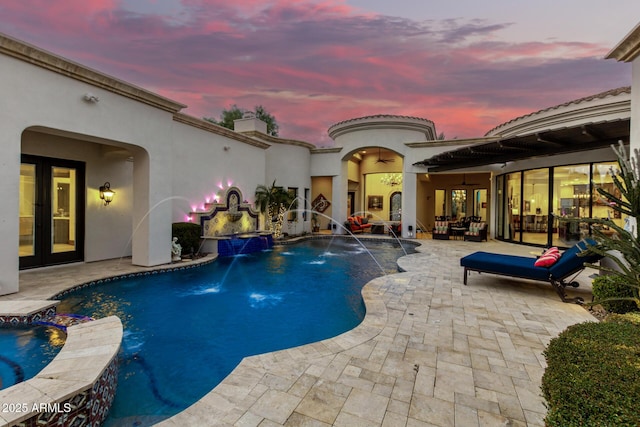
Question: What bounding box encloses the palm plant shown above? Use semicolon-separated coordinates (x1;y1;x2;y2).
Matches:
254;180;293;238
582;142;640;309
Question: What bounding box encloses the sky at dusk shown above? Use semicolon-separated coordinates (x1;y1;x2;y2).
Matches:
1;1;639;146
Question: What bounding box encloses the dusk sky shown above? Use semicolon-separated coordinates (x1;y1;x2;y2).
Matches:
1;1;639;146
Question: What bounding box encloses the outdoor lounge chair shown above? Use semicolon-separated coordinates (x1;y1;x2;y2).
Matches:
463;221;487;242
432;220;450;240
459;239;602;303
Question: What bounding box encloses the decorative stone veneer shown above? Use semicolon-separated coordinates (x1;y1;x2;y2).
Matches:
51;256;216;300
0;301;58;325
0;316;122;427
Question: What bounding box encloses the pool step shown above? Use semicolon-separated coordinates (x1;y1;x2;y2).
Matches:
34;313;94;331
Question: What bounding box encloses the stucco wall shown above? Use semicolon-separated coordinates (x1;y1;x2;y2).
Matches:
311;176;333;230
265;142;312;234
170;120;267;224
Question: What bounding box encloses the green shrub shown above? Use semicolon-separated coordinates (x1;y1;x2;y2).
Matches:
542;316;640;426
606;311;640;325
592;274;638;314
172;222;202;256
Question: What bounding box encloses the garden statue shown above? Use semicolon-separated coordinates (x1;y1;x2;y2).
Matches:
171;237;182;262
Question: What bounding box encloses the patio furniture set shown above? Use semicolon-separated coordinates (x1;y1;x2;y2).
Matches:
345;216;401;236
432;216;487;241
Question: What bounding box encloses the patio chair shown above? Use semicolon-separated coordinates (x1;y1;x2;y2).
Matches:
463;221;487;242
432;220;450;240
459;239;602;303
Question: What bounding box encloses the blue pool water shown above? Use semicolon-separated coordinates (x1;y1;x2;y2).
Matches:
0;324;64;390
57;238;414;425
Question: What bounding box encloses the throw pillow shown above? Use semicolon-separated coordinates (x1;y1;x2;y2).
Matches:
534;247;560;267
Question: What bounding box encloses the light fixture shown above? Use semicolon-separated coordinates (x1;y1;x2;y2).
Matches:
99;182;115;206
83;93;100;103
380;173;402;186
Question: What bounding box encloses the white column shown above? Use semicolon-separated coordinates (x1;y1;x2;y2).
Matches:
401;172;417;238
131;149;173;267
331;162;348;234
0;127;20;295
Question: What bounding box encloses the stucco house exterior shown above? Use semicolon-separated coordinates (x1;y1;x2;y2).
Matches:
1;20;639;296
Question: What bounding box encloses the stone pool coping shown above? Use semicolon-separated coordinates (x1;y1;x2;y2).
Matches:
0;300;58;324
0;316;122;426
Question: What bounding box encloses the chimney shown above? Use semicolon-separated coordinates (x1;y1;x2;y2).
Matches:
233;112;268;134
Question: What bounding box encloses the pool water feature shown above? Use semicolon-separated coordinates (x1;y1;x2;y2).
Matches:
217;233;274;256
0;324;64;390
56;238;415;426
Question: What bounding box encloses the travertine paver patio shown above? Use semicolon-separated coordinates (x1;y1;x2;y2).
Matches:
5;238;597;426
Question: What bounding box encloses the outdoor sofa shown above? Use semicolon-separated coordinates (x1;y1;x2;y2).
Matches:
459;239;602;303
345;216;372;233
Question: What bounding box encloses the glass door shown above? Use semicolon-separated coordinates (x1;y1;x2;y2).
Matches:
522;168;549;246
20;155;85;269
19;164;36;258
552;164;589;247
472;189;487;220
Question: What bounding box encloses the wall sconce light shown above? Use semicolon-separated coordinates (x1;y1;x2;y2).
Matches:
408;225;414;238
99;182;115;206
83;93;100;103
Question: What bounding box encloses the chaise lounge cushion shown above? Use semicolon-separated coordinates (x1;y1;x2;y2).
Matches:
548;240;599;278
460;239;601;303
460;251;551;281
461;239;599;283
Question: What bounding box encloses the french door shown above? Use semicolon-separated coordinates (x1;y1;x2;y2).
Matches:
20;155;85;269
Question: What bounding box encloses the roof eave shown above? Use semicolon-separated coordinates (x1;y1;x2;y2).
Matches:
606;22;640;62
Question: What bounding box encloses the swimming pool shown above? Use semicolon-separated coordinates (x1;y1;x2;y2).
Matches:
56;238;414;426
0;324;64;390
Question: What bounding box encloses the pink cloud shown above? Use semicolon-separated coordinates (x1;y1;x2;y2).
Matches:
0;0;631;144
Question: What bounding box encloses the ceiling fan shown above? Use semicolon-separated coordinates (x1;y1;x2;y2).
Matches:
375;148;395;163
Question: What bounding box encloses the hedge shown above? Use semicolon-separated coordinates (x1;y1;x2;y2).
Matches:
592;274;638;314
172;222;202;256
542;313;640;426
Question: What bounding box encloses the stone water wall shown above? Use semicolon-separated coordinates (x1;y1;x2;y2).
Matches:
195;187;260;237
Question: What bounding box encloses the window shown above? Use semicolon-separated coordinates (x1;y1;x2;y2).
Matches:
552;165;590;246
496;159;626;248
522;168;549;245
288;187;298;221
506;172;521;242
435;189;446;218
451;189;466;219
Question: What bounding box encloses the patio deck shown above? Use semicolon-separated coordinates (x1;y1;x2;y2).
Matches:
3;238;597;426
